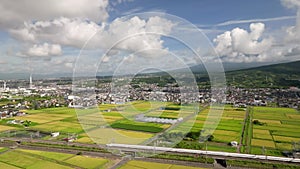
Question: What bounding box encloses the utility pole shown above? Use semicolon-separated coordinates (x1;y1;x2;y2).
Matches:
205;142;207;164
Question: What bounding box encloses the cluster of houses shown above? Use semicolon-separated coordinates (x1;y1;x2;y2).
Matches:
65;84;300;109
226;87;300;109
0;77;299;111
0;110;26;119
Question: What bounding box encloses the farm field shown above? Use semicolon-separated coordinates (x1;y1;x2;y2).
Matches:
0;148;111;169
86;128;154;144
0;125;17;132
172;105;246;152
0;101;299;157
0;147;211;169
0;101;172;144
249;106;300;155
119;160;208;169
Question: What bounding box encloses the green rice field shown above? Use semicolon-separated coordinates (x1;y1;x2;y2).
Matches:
0;101;299;156
249;106;300;154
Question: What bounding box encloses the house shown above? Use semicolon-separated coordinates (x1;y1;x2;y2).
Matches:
230;141;238;147
51;132;60;137
63;137;75;142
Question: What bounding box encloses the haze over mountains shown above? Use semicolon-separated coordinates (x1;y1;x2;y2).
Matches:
2;60;299;89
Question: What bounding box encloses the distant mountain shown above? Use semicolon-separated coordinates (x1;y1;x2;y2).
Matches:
189;62;275;73
228;60;300;74
2;60;300;89
225;60;300;88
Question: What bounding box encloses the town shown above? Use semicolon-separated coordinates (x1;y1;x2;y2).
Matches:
0;75;299;117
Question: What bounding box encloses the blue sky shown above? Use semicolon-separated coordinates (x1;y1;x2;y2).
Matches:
110;0;294;25
0;0;299;78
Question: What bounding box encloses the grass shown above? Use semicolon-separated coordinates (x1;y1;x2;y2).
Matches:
0;151;39;168
168;105;246;152
119;160;207;169
0;125;17;132
251;139;276;148
110;119;165;133
86;128;153;144
0;147;9;153
273;135;300;143
0;148;110;169
76;133;94;144
110;122;164;133
19;149;74;161
250;106;300;151
0;162;20;169
64;156;108;169
1;102;298;155
276;142;293;150
206;144;237;152
27;161;72;169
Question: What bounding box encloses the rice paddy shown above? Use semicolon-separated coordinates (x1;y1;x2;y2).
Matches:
0;101;299;156
0;149;110;169
119;160;207;169
250;107;300;153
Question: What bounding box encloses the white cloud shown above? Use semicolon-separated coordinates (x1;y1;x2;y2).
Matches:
64;62;74;68
25;43;62;57
104;16;175;57
10;16;175;57
281;0;300;8
213;23;273;62
114;0;134;5
10;17;103;48
0;0;109;28
213;16;296;27
280;0;300;43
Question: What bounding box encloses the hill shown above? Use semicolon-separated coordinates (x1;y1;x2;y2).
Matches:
124;60;300;89
225;60;300;88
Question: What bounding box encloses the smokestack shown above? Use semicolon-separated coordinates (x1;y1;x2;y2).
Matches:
30;74;32;89
3;81;6;90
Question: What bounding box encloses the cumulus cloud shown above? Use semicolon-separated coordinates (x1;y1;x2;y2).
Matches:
281;0;300;8
10;16;175;57
25;43;62;57
280;0;300;44
0;0;109;28
105;16;175;56
10;17;103;48
111;0;134;6
213;23;273;62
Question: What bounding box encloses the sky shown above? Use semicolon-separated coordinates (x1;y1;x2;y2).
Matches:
0;0;300;78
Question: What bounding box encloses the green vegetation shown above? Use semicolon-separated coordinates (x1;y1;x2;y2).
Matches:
227;159;300;169
110;119;164;133
119;160;208;169
19;149;74;161
225;61;300;88
0;101;299;157
0;148;110;169
110;122;163;133
250;106;300;155
0;147;8;153
20;141;108;153
189;60;300;88
64;156;108;169
172;106;245;152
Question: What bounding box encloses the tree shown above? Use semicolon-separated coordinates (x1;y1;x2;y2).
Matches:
207;135;214;141
23;120;32;127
